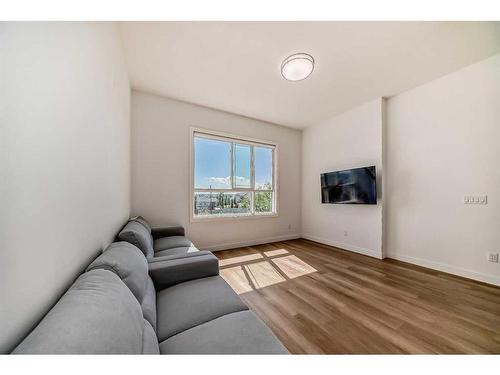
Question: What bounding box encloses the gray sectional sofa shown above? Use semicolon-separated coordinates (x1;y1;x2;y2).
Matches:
12;217;287;354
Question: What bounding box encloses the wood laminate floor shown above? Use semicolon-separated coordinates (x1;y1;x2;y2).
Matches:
215;239;500;354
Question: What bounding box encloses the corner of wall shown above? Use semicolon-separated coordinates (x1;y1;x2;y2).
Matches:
381;97;388;259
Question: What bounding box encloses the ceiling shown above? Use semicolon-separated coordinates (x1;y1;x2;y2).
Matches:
120;22;500;129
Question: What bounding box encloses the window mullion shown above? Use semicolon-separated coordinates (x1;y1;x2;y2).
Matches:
251;145;255;190
272;148;275;190
251;145;255;214
250;191;255;215
272;148;276;213
230;142;234;189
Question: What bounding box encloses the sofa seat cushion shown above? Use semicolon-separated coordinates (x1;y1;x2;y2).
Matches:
154;236;193;252
13;270;158;354
159;310;288;354
118;221;154;258
156;276;248;342
154;246;198;258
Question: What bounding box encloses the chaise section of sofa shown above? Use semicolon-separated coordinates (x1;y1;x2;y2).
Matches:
118;216;198;259
148;251;219;289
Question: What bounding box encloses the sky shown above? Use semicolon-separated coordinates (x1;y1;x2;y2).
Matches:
195;137;272;189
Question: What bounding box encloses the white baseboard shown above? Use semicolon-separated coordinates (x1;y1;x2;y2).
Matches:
201;233;302;252
302;233;383;259
386;252;500;286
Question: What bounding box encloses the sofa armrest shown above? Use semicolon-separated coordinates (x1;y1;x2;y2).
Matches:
148;250;209;263
148;251;219;290
151;226;185;240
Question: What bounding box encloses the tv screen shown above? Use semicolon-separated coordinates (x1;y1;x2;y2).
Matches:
321;166;377;204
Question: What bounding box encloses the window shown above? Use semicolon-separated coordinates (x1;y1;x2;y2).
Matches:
191;129;277;220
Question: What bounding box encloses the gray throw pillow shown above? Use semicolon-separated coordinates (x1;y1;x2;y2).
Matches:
86;242;149;302
86;242;157;330
118;221;154;258
129;216;152;233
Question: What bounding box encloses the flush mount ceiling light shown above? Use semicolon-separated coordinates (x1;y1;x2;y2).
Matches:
281;53;315;81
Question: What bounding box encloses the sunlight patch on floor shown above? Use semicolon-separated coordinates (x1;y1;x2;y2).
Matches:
271;255;317;279
219;253;263;267
245;261;286;289
264;248;289;257
219;248;318;294
220;266;254;294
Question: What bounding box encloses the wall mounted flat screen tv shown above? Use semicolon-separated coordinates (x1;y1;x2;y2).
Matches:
321;166;377;204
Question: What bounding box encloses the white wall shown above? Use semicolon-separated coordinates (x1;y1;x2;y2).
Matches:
0;23;131;353
385;53;500;286
131;91;302;250
302;99;384;259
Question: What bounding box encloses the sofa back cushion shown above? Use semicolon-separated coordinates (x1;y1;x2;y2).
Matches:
86;242;157;330
12;270;159;354
130;215;152;233
141;277;157;331
118;221;154;258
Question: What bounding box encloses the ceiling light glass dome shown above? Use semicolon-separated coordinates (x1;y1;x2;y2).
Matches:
281;53;314;81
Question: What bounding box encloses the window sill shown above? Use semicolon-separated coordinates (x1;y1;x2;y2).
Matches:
190;212;279;223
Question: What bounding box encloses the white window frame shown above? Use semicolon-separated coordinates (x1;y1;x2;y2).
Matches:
189;127;279;222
